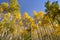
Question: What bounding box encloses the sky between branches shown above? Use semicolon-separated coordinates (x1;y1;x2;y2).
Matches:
0;0;60;16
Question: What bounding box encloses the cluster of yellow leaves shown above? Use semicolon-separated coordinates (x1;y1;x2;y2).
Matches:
38;21;43;26
23;12;38;29
19;28;27;34
13;28;17;34
33;11;38;17
1;2;9;9
54;24;60;36
31;23;37;29
13;11;21;19
23;12;34;24
23;12;29;18
2;12;11;20
0;6;3;13
55;27;60;36
33;11;44;19
38;12;44;18
10;0;19;10
18;21;22;27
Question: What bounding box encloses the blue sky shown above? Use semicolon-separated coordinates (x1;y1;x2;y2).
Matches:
0;0;60;16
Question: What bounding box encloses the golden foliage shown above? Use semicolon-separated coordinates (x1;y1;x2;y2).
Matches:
1;2;9;9
0;6;3;13
38;11;44;18
0;0;60;40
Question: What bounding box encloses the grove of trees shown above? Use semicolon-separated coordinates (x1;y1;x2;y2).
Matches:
0;0;60;40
